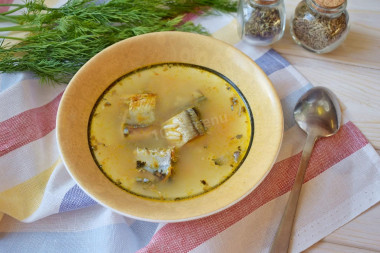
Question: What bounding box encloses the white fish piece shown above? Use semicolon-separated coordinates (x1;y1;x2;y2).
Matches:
124;93;156;128
136;147;175;180
162;107;205;148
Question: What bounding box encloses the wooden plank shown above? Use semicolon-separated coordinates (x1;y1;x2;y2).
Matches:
305;241;379;253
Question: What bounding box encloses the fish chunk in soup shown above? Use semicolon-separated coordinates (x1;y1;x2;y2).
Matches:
136;147;175;180
162;107;205;148
124;93;156;128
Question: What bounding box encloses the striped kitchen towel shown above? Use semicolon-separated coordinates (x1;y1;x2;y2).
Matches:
0;5;379;253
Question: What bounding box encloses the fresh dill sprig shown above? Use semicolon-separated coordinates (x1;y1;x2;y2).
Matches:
0;0;237;84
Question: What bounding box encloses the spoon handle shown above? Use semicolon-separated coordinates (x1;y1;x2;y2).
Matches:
269;134;317;253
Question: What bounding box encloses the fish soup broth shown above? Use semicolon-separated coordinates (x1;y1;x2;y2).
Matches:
89;63;252;200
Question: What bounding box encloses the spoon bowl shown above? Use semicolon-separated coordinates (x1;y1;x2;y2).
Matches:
270;86;341;253
294;87;341;138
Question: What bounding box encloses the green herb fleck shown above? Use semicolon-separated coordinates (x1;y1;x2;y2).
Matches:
136;160;146;169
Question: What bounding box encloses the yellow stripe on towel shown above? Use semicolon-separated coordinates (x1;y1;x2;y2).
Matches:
211;19;241;45
0;159;60;221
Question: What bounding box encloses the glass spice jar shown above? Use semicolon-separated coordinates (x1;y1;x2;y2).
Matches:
290;0;349;54
237;0;286;46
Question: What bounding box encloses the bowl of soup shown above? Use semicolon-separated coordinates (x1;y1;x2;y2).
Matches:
57;31;283;222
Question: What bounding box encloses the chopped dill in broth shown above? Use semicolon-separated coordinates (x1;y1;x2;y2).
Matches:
89;63;253;200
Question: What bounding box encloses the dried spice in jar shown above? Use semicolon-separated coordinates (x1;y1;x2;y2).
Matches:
290;0;349;53
237;0;286;46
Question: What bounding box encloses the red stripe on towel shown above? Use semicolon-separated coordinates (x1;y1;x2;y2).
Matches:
0;92;63;157
138;121;368;253
0;0;13;13
181;8;205;23
182;12;200;22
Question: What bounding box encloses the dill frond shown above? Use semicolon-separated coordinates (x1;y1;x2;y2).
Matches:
0;0;237;84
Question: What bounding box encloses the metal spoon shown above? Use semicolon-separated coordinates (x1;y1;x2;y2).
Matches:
270;87;342;253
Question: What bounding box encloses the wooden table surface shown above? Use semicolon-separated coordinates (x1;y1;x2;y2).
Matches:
273;0;380;252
